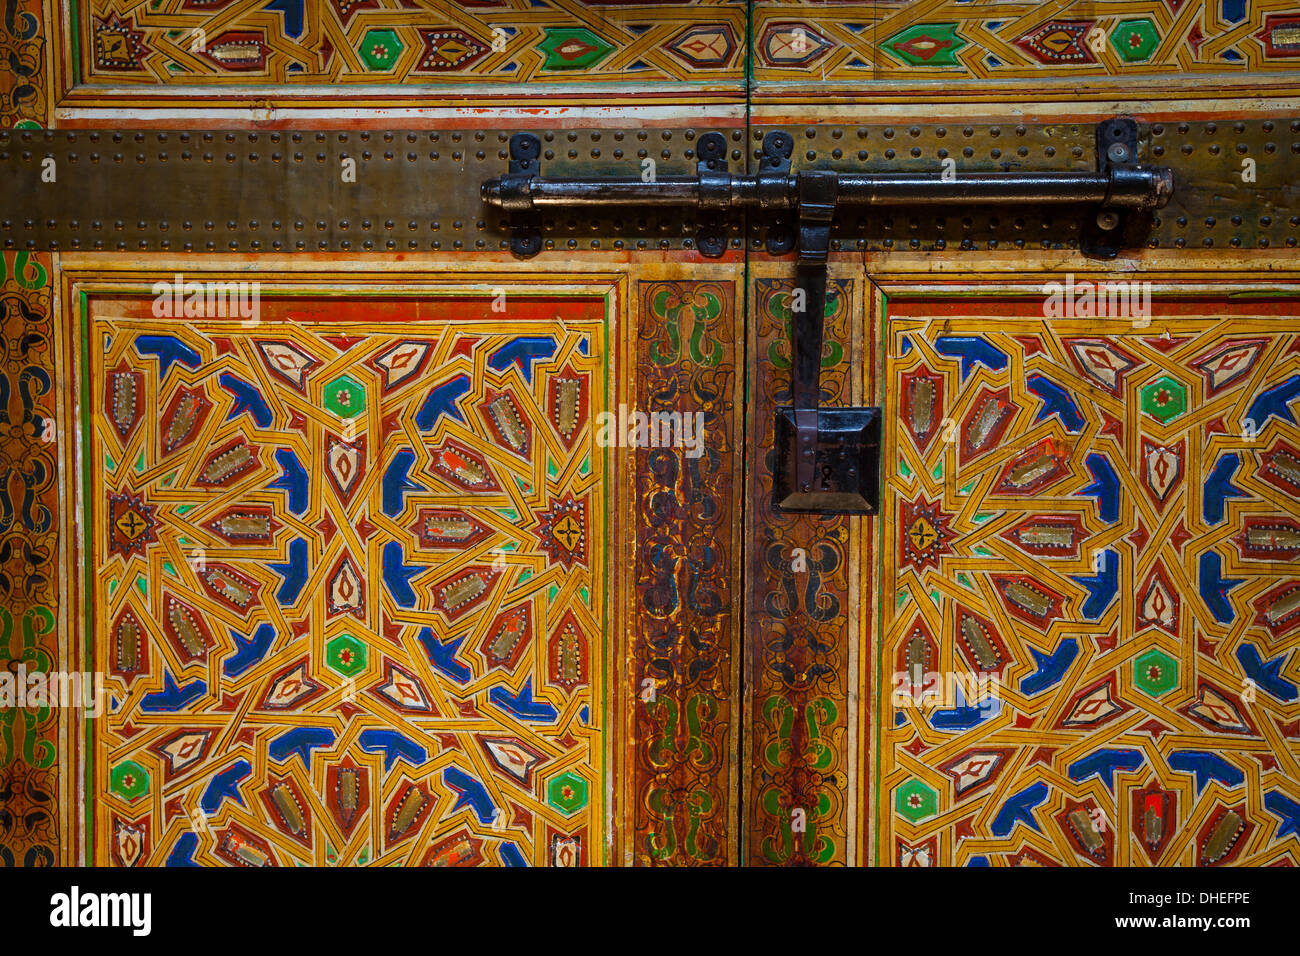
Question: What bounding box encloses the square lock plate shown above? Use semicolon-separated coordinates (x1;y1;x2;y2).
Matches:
773;407;881;515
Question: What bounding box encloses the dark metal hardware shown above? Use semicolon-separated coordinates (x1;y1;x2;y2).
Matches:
695;131;730;258
1082;117;1149;258
483;118;1174;515
482;167;1173;215
772;168;880;514
760;130;795;255
506;133;543;257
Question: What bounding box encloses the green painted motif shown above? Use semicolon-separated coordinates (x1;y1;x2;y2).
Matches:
326;634;367;677
323;373;366;419
882;23;967;67
359;29;403;71
0;251;48;290
546;771;588;815
766;286;843;370
1111;19;1160;63
643;696;720;862
895;779;938;823
538;29;615;71
0;608;56;768
1140;375;1187;423
650;286;725;366
804;698;836;771
758;695;835;864
1134;648;1179;697
760;786;834;864
110;760;150;802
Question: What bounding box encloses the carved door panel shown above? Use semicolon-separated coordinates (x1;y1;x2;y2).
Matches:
34;254;746;868
4;0;1300;870
869;278;1300;867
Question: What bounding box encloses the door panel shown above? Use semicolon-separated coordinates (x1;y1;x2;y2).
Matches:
71;266;620;865
39;256;744;866
0;252;56;867
630;275;743;866
751;1;1300;102
874;277;1300;866
59;0;747;113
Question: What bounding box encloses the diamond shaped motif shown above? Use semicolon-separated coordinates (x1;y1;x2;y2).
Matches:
538;28;614;71
1014;20;1096;64
198;30;270;72
547;771;588;815
326;634;367;677
416;29;489;72
1134;648;1179;697
323;373;367;419
664;24;737;69
760;21;834;68
882;23;967;67
359;29;403;71
895;779;938;823
1140;375;1187;423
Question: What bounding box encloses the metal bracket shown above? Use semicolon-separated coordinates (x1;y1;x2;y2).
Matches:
695;131;729;258
1082;117;1143;259
760;131;795;255
508;133;543;258
772;170;881;515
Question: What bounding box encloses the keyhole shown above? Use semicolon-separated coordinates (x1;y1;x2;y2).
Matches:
820;463;834;490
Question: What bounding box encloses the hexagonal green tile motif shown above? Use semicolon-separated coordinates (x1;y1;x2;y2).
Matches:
1140;375;1187;424
359;29;403;71
538;28;615;71
326;634;367;677
110;760;150;803
895;779;938;823
1111;19;1160;63
324;373;366;419
546;771;588;816
1134;648;1179;697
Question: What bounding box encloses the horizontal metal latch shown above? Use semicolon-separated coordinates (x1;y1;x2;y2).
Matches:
482;166;1173;213
483;118;1175;514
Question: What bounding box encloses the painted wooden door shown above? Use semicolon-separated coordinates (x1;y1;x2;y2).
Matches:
3;0;1300;868
2;0;749;867
739;6;1300;867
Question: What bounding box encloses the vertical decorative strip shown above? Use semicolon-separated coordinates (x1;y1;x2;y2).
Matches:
745;275;856;865
632;279;740;865
0;251;59;866
0;0;47;128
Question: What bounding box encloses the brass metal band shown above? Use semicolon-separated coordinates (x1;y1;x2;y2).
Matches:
2;120;1295;253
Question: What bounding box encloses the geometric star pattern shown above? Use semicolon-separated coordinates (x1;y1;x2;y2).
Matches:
25;0;1289;120
72;0;744;88
879;295;1300;866
753;2;1300;93
86;289;607;866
